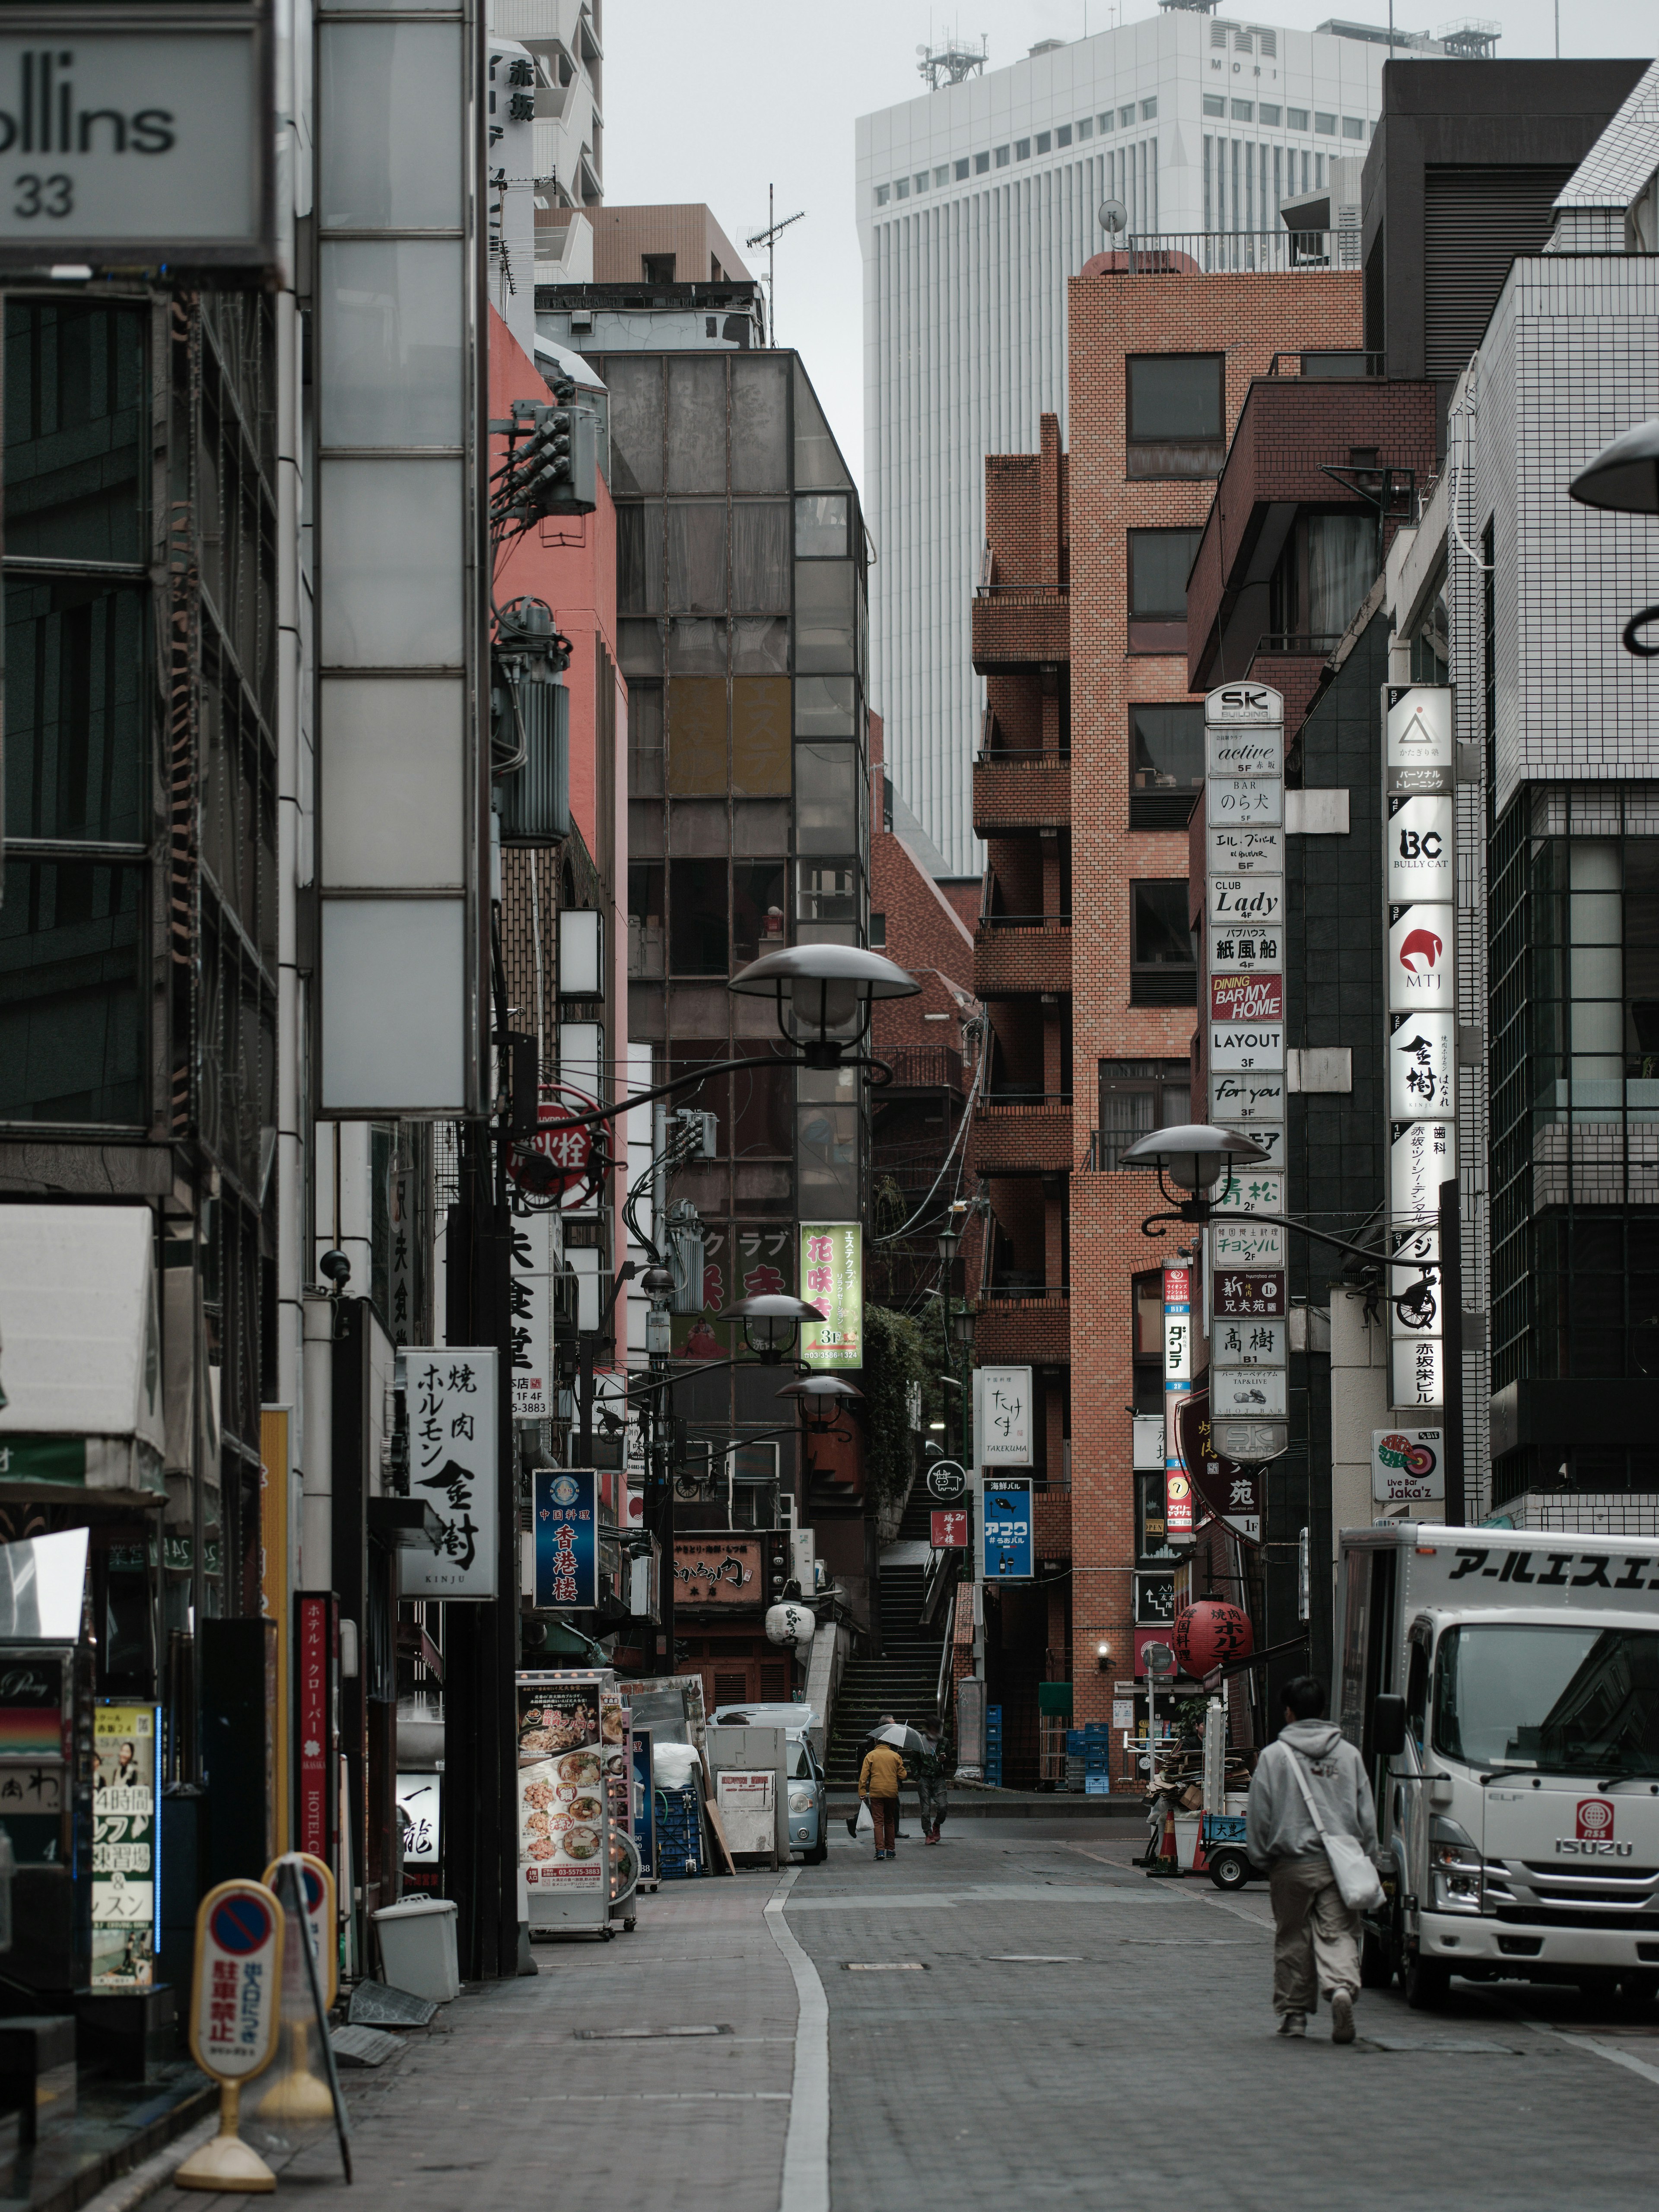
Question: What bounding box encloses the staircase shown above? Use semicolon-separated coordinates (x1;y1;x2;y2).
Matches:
825;1484;950;1787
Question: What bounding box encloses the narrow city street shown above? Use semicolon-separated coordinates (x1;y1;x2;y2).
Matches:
146;1824;1659;2212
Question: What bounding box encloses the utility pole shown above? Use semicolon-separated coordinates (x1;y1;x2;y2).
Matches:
745;184;805;350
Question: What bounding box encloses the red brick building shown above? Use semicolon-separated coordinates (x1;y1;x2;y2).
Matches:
972;265;1363;1780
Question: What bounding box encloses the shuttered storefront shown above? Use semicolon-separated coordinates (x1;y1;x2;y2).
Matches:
1422;165;1576;379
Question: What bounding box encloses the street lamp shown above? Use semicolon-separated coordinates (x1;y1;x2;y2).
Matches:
1119;1122;1271;1217
1570;419;1659;658
951;1304;976;1354
716;1293;824;1365
775;1374;863;1435
728;943;921;1068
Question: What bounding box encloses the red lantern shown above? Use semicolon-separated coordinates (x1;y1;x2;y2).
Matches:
1173;1599;1253;1678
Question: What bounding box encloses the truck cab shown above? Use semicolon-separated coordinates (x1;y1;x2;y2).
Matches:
1338;1523;1659;2009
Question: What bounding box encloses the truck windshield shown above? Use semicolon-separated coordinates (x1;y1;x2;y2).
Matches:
1433;1624;1659;1774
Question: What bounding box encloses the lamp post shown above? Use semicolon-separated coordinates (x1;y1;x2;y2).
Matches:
1569;418;1659;657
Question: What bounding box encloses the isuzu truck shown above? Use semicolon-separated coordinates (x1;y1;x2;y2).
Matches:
1336;1521;1659;2009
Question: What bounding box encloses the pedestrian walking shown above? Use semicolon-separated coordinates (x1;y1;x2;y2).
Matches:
915;1725;951;1843
858;1735;908;1860
1245;1675;1380;2044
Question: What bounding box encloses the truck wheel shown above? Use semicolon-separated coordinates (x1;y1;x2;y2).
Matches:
1360;1926;1394;1989
1208;1848;1251;1892
1403;1949;1449;2009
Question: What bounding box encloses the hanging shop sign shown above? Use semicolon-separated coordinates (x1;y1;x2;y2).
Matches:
1177;1392;1261;1544
1386;794;1455;902
931;1510;969;1549
1212;1316;1286;1367
1205;682;1285;726
1211;1269;1286;1319
1388;1011;1455;1118
1206;775;1283;828
1205;725;1284;781
671;1536;762;1606
1207;876;1284;931
975;1367;1032;1465
532;1468;599;1610
1372;1427;1445;1505
1208;1071;1285;1124
981;1475;1034;1580
1385;683;1453;793
509;1211;553;1421
293;1593;338;1868
92;1702;159;1989
799;1223;862;1370
1210;1366;1287;1417
0;16;276;272
1388;904;1456;1010
1209;1024;1285;1073
925;1459;967;1502
1163;1263;1192;1544
1207;823;1283;876
1211;973;1284;1023
399;1348;499;1600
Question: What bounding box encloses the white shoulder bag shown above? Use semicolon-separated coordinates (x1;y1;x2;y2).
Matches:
1283;1746;1385;1911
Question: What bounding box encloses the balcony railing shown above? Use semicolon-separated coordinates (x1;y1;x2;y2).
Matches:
1114;228;1360;273
977;1092;1072;1115
975;747;1071;769
1255;633;1344;658
980;1282;1069;1304
976;914;1072;932
880;1045;965;1091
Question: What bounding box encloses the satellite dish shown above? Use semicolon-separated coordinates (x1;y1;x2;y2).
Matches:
1099;197;1129;234
916;41;929;53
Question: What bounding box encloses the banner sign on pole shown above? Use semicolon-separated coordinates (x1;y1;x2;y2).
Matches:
532;1468;600;1609
980;1476;1033;1580
799;1223;863;1368
976;1367;1032;1464
400;1348;499;1599
1164;1264;1194;1541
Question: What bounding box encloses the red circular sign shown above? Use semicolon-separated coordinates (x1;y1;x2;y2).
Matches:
509;1085;606;1205
1172;1599;1254;1678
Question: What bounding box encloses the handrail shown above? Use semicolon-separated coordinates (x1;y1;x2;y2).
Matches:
974;582;1069;601
976;913;1073;931
981;1283;1069;1303
1267;350;1385;378
974;748;1071;768
977;1093;1072;1114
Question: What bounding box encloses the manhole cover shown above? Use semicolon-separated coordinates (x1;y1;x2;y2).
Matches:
575;2024;731;2040
1362;2037;1519;2054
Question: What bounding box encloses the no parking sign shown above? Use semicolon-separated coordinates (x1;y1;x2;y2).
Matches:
189;1881;284;2082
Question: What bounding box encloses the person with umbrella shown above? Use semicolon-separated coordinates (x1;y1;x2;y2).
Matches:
858;1721;910;1860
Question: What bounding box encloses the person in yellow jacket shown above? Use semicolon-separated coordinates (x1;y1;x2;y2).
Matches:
859;1740;908;1859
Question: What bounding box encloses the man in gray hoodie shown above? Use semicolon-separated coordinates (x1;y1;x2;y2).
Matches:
1246;1675;1379;2044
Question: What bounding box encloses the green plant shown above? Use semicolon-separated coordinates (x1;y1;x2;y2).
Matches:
1174;1697;1210;1738
861;1304;925;1510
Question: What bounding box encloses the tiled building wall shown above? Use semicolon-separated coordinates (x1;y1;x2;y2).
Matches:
1065;267;1360;1724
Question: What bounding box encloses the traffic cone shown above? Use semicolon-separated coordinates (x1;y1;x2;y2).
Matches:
1145;1799;1182;1878
1190;1818;1211;1878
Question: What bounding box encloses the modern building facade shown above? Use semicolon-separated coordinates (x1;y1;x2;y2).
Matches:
859;13;1401;873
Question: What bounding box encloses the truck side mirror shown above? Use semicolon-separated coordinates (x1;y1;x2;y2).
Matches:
1373;1694;1407;1760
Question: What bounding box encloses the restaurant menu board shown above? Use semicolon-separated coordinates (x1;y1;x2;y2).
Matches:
604;1697;631;1839
517;1676;608;1919
92;1702;159;1987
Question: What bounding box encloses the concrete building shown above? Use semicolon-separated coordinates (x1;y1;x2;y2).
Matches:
859;13;1402;874
491;0;605;281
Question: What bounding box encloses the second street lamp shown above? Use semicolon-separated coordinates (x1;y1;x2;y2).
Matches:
716;1293;825;1365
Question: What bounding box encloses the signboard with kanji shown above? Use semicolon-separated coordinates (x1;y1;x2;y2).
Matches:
976;1366;1032;1464
509;1210;553;1420
931;1509;969;1548
532;1469;600;1609
799;1222;862;1369
92;1702;158;1987
400;1348;499;1600
1211;1270;1286;1319
188;1880;284;2083
981;1477;1033;1580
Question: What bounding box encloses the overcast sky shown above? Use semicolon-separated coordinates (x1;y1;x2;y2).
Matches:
605;1;1655;499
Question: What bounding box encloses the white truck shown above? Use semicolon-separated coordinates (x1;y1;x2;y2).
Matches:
1336;1521;1659;2010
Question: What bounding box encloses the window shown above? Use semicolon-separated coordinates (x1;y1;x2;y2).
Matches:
795;492;849;558
1268;511;1377;645
1057;124;1072;146
795;675;858;738
1259;102;1281;124
666;675;726;795
628;861;665;978
1231;99;1252;120
1100;1061;1192;1172
1127;528;1201;652
1119;105;1135;127
914;172;929;193
669;859;728;975
1342;116;1366;140
731;502;788;610
1315;111;1337;134
731;679;790;795
1130;881;1195;1006
934;165;950;186
869;910;887;947
995;145;1010;166
1016;138;1031;160
1203;93;1225;116
1077;116;1093;140
732;861;788;967
976;150;990;173
1287;106;1309;129
1099;113;1114;133
895;177;909;198
955;156;969;179
797;859;860;927
1035;132;1051;154
642;253;677;283
795;744;859;852
1141;98;1157;119
1130;704;1204;828
794;560;855;672
1125;353;1224;480
875;184;890;206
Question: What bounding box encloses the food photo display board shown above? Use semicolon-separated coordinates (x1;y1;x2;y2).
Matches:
515;1669;614;1930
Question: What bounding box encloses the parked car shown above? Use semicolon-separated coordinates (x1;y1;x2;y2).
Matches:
708;1704;826;1864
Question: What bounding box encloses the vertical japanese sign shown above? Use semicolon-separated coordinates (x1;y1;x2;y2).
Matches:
258;1406;291;1852
1163;1265;1194;1541
532;1469;599;1608
389;1167;416;1347
1384;685;1455;1412
509;1210;553;1419
395;1773;441;1890
400;1348;499;1599
92;1702;159;1987
980;1476;1034;1580
799;1223;862;1368
293;1594;336;1863
975;1366;1032;1464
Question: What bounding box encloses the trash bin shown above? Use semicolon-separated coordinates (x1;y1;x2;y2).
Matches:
371;1896;460;2003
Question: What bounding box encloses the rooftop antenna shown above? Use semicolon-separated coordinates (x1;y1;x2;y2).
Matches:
746;183;805;350
915;28;989;89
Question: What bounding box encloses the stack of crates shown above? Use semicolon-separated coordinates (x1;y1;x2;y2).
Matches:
654;1784;705;1879
1065;1728;1086;1792
984;1705;1004;1787
1081;1722;1113;1794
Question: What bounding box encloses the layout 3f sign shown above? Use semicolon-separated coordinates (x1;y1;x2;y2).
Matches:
0;21;273;267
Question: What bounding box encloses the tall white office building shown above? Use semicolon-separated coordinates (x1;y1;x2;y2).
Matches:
858;10;1405;874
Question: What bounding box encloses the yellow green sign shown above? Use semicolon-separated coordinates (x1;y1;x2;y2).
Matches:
799;1223;862;1370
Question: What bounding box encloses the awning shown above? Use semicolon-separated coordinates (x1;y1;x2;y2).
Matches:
0;1205;165;1500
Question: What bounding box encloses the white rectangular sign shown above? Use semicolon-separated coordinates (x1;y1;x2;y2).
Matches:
1211;1367;1287;1417
1391;1334;1444;1412
1216;1170;1282;1217
1209;1070;1286;1122
1390;1119;1455;1229
976;1366;1032;1465
1206;921;1283;970
1214;1118;1283;1168
1388;904;1456;1011
1372;1427;1445;1503
1209;1024;1285;1071
1386;794;1455;903
1205;682;1284;726
1207;776;1283;827
0;31;269;257
1385;684;1453;788
1206;725;1285;781
400;1348;500;1599
1207;823;1284;876
1212;1316;1287;1368
1210;1215;1285;1267
1388;1011;1455;1119
1208;876;1284;930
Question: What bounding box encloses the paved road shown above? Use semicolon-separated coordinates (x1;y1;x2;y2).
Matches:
145;1819;1659;2212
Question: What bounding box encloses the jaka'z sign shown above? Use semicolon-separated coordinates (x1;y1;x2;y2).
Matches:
0;32;272;263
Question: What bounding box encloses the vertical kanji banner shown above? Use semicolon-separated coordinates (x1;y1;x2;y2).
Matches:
531;1469;600;1608
799;1222;863;1370
399;1348;499;1599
